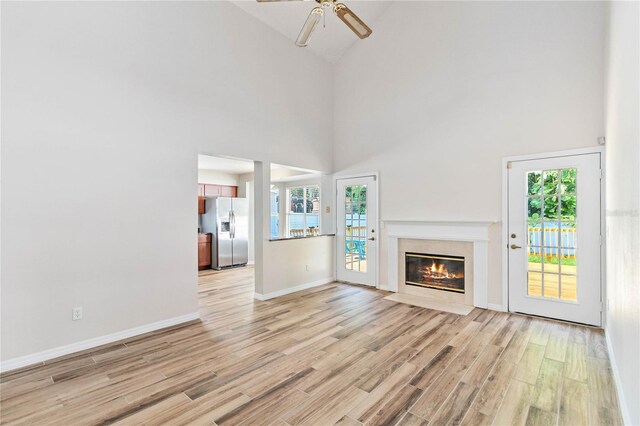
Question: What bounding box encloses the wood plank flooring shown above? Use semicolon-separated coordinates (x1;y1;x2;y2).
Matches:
0;267;622;425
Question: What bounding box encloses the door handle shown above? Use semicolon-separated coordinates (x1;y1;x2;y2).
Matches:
510;244;522;249
230;211;235;238
368;237;375;241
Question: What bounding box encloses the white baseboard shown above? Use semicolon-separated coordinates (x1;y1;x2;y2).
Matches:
0;312;200;373
254;277;335;301
487;303;507;312
605;330;632;426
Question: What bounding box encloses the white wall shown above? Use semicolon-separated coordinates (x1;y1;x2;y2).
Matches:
197;169;240;186
1;1;333;364
604;2;640;424
262;236;335;295
334;1;606;306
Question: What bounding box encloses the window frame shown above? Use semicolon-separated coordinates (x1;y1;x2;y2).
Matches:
286;184;321;237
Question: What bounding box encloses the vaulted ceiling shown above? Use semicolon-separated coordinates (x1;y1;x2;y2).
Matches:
231;0;392;63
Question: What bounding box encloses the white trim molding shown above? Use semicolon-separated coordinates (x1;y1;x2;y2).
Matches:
0;312;200;373
254;277;335;301
487;303;507;312
605;331;632;425
383;220;495;309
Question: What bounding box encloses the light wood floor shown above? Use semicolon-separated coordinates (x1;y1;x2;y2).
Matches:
0;267;622;425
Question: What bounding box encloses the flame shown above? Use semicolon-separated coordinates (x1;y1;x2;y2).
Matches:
422;260;460;280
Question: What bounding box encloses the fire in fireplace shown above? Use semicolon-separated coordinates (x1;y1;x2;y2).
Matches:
405;252;465;293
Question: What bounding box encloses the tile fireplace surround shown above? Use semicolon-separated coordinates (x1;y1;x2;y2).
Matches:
384;221;494;309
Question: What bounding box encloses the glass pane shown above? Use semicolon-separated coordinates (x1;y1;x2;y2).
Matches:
289;188;304;213
345;252;353;270
528;197;542;220
528;224;543;246
544;196;559;220
288;214;305;237
543;223;559;248
561;274;577;301
561;248;577;273
543;248;560;273
543;170;559;195
305;186;320;214
560;196;577;220
560;224;577;248
307;214;319;235
528;250;543;272
528;272;542;296
528;171;542;195
560;168;576;194
360;240;367;272
350;185;359;203
543;273;560;298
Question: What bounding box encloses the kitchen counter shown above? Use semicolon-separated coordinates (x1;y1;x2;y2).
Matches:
269;234;335;242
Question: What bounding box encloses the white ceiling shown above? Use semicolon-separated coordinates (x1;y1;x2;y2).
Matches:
231;0;392;64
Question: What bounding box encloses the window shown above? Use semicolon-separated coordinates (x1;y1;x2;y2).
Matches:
287;185;320;237
270;185;279;239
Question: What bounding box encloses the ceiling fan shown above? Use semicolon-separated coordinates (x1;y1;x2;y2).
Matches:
257;0;373;47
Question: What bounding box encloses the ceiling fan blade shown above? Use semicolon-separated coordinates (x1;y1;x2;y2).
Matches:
295;7;324;47
334;3;372;39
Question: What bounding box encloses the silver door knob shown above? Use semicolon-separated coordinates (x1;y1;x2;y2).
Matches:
368;237;375;241
510;244;522;249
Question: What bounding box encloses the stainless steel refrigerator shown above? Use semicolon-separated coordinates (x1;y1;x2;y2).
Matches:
201;197;249;269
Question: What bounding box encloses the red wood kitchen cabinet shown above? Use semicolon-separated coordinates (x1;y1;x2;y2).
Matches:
220;185;238;197
199;184;238;199
198;233;212;270
197;184;238;213
204;184;221;197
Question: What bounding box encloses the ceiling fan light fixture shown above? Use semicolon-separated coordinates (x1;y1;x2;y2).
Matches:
334;3;372;39
295;7;324;47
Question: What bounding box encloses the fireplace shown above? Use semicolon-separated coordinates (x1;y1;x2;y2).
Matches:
405;252;465;293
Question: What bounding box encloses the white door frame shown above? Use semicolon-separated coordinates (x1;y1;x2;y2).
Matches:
501;146;606;325
334;172;380;288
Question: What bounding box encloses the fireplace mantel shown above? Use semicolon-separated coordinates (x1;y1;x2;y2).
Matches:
384;220;496;309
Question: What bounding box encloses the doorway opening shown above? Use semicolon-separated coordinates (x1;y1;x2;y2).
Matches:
197;154;255;271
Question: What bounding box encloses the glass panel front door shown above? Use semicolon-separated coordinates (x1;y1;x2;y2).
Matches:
336;176;377;287
508;153;601;326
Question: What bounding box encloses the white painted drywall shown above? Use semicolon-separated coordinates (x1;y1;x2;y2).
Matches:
604;2;640;424
197;170;240;186
1;1;333;363
264;236;335;293
334;1;606;306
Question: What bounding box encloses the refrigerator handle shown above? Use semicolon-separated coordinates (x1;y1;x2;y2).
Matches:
230;210;235;239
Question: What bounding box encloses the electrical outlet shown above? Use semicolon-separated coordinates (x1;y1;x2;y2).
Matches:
305;264;310;272
72;307;83;321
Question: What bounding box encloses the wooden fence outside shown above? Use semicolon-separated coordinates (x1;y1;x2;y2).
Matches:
528;227;576;258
